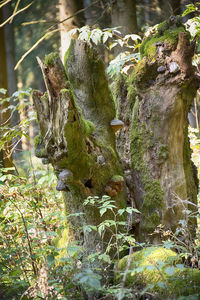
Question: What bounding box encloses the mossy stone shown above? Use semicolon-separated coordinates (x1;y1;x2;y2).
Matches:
116;247;200;297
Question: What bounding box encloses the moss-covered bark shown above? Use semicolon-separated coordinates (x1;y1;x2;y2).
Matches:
33;40;127;257
127;17;199;241
33;17;199;255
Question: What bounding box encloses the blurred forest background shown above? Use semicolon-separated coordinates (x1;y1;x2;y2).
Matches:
0;0;200;299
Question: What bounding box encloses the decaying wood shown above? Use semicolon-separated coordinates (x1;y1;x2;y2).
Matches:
33;40;127;256
34;18;199;250
115;20;199;242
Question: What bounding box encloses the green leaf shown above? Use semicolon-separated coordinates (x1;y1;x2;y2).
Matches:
164;266;175;276
102;31;112;43
79;26;91;42
182;4;197;16
145;265;156;270
90;29;102;45
126;207;141;214
98;224;105;236
0;88;7;95
176;264;184;270
140;284;155;295
163;240;175;249
87;277;101;290
69;28;79;36
157;282;167;289
100;207;107;216
98;253;111;263
118;208;125;216
83;225;97;233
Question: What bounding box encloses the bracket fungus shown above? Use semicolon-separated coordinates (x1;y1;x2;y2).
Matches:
56;180;69;192
58;169;73;183
110;118;124;133
104;175;124;197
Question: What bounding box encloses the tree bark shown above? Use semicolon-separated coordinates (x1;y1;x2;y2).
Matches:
33;41;127;256
116;18;199;242
33;18;199;251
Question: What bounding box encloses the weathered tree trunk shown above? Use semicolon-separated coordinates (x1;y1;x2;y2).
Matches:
116;18;199;242
58;0;84;60
33;18;198;252
33;41;127;256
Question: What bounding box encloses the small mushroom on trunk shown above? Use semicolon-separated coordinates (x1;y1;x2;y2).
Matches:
58;169;73;183
56;180;70;192
110;118;124;133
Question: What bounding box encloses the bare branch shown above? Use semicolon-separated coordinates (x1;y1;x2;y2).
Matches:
14;29;59;70
0;1;33;27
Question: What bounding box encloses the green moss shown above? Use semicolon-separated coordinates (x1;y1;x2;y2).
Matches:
127;84;136;103
157;20;169;34
158;145;169;162
34;134;43;149
41;92;48;102
130;100;164;233
140;26;185;59
111;175;124;182
116;247;200;297
34;134;47;158
44;52;59;67
64;39;116;130
56;227;69;249
60;88;68;93
82;119;95;136
130;58;158;88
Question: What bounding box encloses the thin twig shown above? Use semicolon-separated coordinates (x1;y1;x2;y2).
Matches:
8;198;37;275
0;0;11;9
0;2;33;27
14;0;102;69
14;29;59;70
10;0;21;23
118;246;133;300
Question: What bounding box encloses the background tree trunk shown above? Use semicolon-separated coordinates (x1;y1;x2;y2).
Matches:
2;2;22;154
0;8;13;168
58;0;84;60
111;0;138;35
